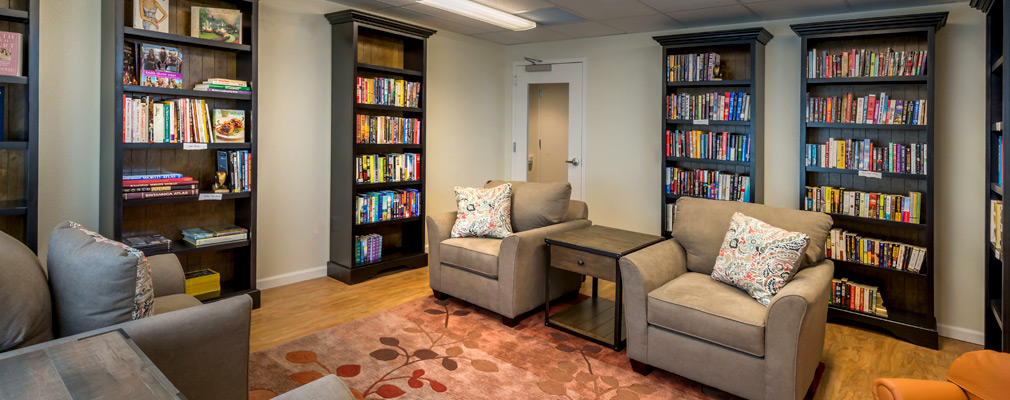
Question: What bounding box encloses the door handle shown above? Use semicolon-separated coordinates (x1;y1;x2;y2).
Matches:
528;154;534;171
566;158;580;166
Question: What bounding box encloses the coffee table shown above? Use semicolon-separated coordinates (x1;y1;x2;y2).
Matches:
545;225;664;350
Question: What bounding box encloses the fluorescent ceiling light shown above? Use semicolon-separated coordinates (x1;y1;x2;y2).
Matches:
418;0;536;31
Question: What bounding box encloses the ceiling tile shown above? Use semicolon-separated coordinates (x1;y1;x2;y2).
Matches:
403;3;506;32
745;0;850;20
472;31;528;44
374;0;417;6
600;13;684;33
496;26;573;42
373;7;491;35
639;0;740;13
846;0;960;12
327;0;395;11
547;21;624;38
546;0;658;20
667;4;759;27
471;0;556;13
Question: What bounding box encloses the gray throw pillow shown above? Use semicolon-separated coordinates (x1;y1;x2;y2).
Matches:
47;221;154;337
484;180;572;232
0;230;53;351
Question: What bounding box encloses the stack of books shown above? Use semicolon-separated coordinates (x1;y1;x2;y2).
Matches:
830;278;888;317
825;228;926;273
184;269;221;300
355;234;382;264
803;186;922;223
194;78;250;94
123;234;172;254
181;224;248;247
123;170;198;200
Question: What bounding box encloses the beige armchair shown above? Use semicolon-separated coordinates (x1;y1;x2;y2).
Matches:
426;180;591;326
619;197;834;400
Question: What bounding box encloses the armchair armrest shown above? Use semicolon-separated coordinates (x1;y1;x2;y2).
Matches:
497;219;592;318
148;254;185;296
872;378;967;400
764;260;834;400
618;238;688;363
426;211;458;291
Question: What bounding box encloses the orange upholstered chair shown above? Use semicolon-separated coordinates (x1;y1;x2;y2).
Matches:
872;350;1010;400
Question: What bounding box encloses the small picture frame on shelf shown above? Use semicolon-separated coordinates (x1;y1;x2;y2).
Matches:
133;0;169;33
191;7;242;44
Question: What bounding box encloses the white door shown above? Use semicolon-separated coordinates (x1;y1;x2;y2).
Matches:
513;61;585;201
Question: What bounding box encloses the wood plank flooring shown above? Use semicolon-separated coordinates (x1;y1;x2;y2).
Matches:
250;268;981;399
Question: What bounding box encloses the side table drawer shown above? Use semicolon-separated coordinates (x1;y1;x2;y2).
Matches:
550;245;616;281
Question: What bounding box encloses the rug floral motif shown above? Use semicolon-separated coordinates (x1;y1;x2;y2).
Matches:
249;296;718;399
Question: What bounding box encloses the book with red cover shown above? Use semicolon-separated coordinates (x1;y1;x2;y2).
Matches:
122;177;196;186
122;189;198;200
123;184;199;193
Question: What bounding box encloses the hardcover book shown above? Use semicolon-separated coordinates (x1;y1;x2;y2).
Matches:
133;0;169;33
123;41;138;85
191;7;242;44
0;31;21;76
138;43;183;89
213;109;245;143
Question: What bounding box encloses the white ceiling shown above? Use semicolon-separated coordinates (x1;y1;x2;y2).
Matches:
328;0;965;45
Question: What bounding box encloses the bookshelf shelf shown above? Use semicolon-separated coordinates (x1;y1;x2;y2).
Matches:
665;119;751;126
974;0;1010;351
0;1;38;252
123;85;252;100
665;156;750;166
793;13;945;349
665;79;751;87
803;166;927;180
101;0;260;308
357;63;423;77
328;10;434;284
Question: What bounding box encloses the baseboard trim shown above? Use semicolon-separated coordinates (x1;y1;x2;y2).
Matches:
257;266;327;290
937;324;984;345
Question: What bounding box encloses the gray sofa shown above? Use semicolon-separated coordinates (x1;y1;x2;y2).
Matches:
619;197;834;400
426;180;591;326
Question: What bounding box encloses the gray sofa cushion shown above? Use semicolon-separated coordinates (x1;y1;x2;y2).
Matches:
672;197;832;274
648;272;767;357
47;221;155;337
0;230;53;352
485;180;572;232
440;237;502;279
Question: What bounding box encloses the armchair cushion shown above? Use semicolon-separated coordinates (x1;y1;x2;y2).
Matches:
711;213;810;306
0;230;53;352
648;272;767;357
485;180;571;232
440;238;502;279
450;184;513;239
153;294;203;315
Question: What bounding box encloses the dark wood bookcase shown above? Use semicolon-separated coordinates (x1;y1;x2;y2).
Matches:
653;28;770;237
792;13;947;348
100;0;259;307
974;0;1010;352
0;0;37;252
326;10;434;284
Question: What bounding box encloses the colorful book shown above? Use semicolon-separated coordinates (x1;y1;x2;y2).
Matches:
191;7;242;44
122;178;196;187
122;183;199;193
123;170;183;180
123;41;138;85
138;43;183;89
194;83;250;91
0;31;21;76
213;109;245;143
123;189;198;200
134;0;169;33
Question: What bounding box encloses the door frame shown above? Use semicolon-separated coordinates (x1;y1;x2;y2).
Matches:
511;58;587;201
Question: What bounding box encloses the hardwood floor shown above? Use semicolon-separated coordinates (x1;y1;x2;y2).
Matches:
250;267;981;399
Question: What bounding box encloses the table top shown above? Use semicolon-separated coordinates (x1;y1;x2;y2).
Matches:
545;225;664;258
0;330;183;400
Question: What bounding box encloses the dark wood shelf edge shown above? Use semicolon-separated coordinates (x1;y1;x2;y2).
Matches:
666;79;751;87
122;191;252;206
831;258;927;277
0;141;28;149
123;85;252;100
354;180;422;189
666;156;751;166
327;252;427;284
805;166;927;180
992;299;1004;331
806;122;928;130
0;7;28;22
123;27;252;52
666;119;751;126
993;55;1003;72
805;75;928;85
354;216;421;228
123;142;251;149
356;63;423;77
828;306;938;349
355;103;423;112
827;213;927;228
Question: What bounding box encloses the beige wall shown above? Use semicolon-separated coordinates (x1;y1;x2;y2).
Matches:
503;3;986;338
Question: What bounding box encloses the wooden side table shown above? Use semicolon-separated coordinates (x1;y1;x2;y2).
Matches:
545;225;663;350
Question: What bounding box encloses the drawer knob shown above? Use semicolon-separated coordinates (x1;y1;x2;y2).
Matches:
577;260;585;265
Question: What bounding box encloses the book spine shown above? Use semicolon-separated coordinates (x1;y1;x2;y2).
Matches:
123;189;199;200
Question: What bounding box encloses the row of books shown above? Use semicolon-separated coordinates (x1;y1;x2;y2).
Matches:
122;170;199;200
122;96;245;143
992;200;1003;252
806;93;927;125
666;52;721;82
665;167;750;202
804;139;927;175
355;234;383;264
665;130;751;162
194;78;250;94
830;278;888;317
355;189;421;225
123;234;172;254
356;77;420;108
807;48;928;79
182;224;248;247
666;92;751;122
803;186;923;224
356;115;421;145
219;150;252;193
355;153;421;184
826;228;926;273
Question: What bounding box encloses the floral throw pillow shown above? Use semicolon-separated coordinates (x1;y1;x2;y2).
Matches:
711;212;810;306
450;184;513;239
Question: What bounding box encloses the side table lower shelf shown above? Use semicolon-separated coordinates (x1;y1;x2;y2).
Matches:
547;296;627;347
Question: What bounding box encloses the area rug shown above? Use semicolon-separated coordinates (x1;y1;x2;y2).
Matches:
249;295;722;399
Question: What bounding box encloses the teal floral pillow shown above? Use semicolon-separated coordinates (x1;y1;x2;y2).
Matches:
450;184;513;239
711;213;810;306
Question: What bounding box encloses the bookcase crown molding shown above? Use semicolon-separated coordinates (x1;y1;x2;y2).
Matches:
790;12;948;36
653;27;772;47
971;0;997;13
325;9;436;39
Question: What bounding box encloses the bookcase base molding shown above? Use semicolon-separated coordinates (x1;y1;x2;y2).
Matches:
327;252;427;285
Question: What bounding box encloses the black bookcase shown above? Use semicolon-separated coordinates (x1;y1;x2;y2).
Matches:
326;10;434;284
973;0;1010;352
792;13;947;349
100;0;259;307
653;28;770;237
0;0;37;252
